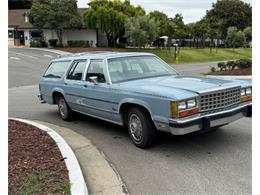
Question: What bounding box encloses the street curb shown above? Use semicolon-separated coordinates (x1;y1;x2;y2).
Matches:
25;47;72;55
24;120;129;195
9;118;88;195
206;75;252;80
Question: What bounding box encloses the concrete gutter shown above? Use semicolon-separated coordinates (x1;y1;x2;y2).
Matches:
30;120;129;195
10;118;88;195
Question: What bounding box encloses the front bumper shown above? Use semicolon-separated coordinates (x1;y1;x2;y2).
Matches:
169;103;252;135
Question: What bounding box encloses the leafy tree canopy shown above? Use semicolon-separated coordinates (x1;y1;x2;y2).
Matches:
149;11;169;37
84;0;145;47
125;15;158;47
243;26;252;43
226;26;246;48
28;0;82;46
206;0;252;38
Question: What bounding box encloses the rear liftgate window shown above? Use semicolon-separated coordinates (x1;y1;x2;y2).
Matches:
43;61;71;78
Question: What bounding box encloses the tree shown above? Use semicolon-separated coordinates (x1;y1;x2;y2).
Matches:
243;26;252;45
226;27;246;49
125;16;158;47
84;0;145;47
189;20;208;48
149;11;169;37
207;28;218;53
28;0;82;46
206;0;252;39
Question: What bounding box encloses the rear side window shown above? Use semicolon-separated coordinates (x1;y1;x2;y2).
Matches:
43;61;71;78
67;60;87;80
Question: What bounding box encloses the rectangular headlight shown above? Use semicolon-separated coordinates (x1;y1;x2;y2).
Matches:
178;101;187;110
187;99;196;108
241;88;246;96
246;88;251;95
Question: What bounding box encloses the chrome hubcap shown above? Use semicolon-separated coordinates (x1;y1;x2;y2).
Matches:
129;114;142;142
58;99;67;118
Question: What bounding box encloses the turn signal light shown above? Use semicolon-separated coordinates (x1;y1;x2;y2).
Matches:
179;108;199;118
241;96;252;103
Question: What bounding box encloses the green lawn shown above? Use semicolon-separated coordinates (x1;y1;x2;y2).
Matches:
121;48;252;64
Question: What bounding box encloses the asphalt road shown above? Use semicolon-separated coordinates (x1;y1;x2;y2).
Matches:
8;48;252;195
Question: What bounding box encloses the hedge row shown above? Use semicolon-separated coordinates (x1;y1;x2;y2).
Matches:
67;40;92;47
217;59;251;71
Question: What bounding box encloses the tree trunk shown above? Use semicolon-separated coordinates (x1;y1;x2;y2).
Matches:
105;32;114;47
55;29;64;47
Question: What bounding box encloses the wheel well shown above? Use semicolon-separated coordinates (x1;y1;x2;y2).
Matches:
120;103;152;126
52;91;64;104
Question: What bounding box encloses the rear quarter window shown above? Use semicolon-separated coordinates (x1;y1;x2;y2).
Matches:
43;61;71;78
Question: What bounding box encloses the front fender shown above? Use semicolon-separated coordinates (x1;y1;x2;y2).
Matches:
118;98;153;118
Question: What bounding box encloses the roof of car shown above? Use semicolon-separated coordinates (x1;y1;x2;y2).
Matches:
53;51;156;61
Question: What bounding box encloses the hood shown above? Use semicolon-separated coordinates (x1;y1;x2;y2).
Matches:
117;75;250;100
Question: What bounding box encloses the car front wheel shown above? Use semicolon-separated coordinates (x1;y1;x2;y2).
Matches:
57;96;73;121
127;107;157;148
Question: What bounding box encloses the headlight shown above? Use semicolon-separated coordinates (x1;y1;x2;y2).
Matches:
187;99;196;108
171;98;199;118
246;88;251;95
241;88;246;96
240;87;252;103
178;101;187;110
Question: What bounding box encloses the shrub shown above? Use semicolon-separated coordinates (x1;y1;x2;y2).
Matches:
217;62;226;71
67;40;90;47
30;37;44;47
48;39;58;47
236;59;252;69
211;67;216;72
226;60;237;70
86;40;90;47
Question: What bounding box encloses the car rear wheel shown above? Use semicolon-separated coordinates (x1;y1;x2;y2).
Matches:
127;107;157;148
57;96;73;121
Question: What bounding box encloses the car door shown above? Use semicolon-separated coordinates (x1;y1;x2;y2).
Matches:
80;60;121;123
62;59;88;112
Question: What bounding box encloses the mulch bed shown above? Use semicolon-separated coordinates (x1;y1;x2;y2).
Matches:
207;68;252;76
8;120;70;194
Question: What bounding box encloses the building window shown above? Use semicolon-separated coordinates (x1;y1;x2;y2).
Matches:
8;30;14;38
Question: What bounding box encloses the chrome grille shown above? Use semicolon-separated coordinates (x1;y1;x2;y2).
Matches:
200;87;241;114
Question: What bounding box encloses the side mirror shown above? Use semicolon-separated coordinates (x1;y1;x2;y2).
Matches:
89;76;98;85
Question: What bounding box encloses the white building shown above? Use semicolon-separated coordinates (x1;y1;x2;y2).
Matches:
8;9;107;47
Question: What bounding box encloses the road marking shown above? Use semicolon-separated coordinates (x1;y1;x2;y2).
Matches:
9;57;20;60
43;54;53;58
10;52;39;59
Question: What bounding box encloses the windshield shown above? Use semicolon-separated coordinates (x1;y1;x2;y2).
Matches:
107;55;178;83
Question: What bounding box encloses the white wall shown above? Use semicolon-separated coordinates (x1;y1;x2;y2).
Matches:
43;29;97;47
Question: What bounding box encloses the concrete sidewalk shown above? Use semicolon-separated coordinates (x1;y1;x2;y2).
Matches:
35;121;129;195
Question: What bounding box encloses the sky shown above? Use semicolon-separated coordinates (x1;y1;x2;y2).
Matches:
77;0;252;24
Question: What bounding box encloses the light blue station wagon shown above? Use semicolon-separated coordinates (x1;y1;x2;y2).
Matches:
38;52;252;148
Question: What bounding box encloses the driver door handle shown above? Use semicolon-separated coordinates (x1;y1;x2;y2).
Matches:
83;84;88;88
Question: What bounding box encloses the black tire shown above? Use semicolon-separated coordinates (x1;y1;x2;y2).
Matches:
126;107;157;148
57;96;73;121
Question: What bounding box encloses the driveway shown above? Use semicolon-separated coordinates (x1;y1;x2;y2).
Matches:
8;48;252;195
